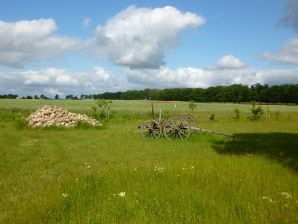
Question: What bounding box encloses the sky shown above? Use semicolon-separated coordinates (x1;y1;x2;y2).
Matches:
0;0;298;97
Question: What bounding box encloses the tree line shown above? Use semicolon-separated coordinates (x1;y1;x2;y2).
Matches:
91;84;298;104
1;83;297;104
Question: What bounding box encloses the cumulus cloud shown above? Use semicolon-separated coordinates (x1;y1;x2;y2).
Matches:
0;67;120;97
22;68;78;86
0;18;81;68
216;55;245;69
126;55;298;89
263;38;298;65
126;67;211;88
92;5;205;69
1;55;297;97
126;66;298;89
94;66;110;81
280;0;298;32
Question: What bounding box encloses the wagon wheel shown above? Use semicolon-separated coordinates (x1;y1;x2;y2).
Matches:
164;117;191;140
140;120;162;139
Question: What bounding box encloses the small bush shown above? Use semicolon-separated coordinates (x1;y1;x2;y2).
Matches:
91;99;112;121
209;114;215;121
188;100;197;111
234;109;240;119
249;102;263;121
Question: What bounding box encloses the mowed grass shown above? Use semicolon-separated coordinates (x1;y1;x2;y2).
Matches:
0;99;298;223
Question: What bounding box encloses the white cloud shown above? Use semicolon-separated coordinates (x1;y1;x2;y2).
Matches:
83;17;91;27
56;75;79;86
0;18;81;68
43;87;64;96
125;55;298;89
254;69;298;85
23;71;51;85
126;67;211;88
22;68;78;86
263;38;298;65
94;66;110;81
92;5;205;69
0;67;120;97
216;54;245;69
1;56;297;97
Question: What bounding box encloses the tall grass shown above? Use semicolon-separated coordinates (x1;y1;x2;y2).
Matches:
0;100;297;223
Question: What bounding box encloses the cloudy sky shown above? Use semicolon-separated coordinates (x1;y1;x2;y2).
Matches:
0;0;298;97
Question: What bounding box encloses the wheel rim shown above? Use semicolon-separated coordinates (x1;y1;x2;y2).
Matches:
140;120;162;139
164;117;190;140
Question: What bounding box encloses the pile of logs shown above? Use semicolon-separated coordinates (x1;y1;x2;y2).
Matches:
26;105;101;128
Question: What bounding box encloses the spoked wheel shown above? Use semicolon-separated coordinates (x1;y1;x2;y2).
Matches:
164;117;191;140
140;120;162;139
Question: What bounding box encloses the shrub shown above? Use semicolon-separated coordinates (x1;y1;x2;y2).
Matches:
91;99;112;120
249;102;263;121
188;100;197;111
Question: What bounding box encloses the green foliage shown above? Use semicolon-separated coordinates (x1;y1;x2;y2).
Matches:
188;100;197;111
75;121;94;129
90;83;298;104
209;114;215;121
249;102;264;121
91;99;112;120
234;109;240;119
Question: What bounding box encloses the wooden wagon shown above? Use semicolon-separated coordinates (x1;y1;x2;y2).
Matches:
139;104;233;140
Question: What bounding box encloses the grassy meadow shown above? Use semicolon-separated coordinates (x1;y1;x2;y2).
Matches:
0;99;298;223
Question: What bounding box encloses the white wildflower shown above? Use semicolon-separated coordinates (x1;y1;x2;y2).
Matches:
119;192;126;197
61;193;69;198
154;166;164;172
281;192;292;199
262;196;273;203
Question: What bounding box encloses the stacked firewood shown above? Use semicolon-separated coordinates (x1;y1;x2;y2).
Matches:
27;105;100;128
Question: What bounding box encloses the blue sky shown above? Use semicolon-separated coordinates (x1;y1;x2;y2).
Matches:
0;0;297;96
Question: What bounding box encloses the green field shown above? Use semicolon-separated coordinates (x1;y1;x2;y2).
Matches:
1;99;298;223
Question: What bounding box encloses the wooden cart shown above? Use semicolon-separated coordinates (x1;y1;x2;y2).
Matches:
139;104;233;140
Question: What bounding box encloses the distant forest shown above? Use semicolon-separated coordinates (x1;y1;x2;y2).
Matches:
1;84;297;104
